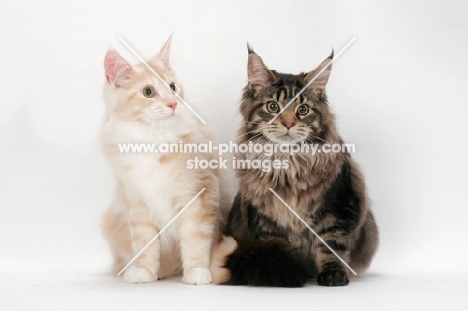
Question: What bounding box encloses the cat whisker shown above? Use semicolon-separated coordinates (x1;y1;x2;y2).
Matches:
310;134;339;146
196;112;221;119
237;129;261;139
246;133;263;142
182;113;202;128
186;92;223;103
179;114;204;133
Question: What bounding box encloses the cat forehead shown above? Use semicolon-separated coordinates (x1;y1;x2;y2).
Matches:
132;62;174;83
261;73;309;98
275;72;306;86
266;84;312;104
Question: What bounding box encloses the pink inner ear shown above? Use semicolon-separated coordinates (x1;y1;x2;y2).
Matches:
307;67;331;88
313;70;330;86
104;50;132;87
248;55;271;86
307;58;332;88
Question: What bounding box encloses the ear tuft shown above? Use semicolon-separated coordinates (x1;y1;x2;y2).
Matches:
247;52;274;87
104;50;133;87
247;42;255;54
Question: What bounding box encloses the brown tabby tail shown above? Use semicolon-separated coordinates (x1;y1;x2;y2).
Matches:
222;239;310;287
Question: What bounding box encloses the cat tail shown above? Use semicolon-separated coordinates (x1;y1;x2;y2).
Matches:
210;236;309;287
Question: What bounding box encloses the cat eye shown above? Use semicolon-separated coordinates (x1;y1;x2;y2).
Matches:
266;101;279;113
297;104;309;115
143;85;155;98
169;83;176;92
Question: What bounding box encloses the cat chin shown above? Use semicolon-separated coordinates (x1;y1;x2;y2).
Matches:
265;134;304;144
151;114;177;127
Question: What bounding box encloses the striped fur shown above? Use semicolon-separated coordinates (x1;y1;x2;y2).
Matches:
213;46;379;287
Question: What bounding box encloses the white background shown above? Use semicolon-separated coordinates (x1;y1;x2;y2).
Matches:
1;0;467;310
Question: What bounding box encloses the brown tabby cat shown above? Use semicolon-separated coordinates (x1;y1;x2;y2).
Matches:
211;46;379;287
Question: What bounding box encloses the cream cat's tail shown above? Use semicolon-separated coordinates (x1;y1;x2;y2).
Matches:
211;236;309;287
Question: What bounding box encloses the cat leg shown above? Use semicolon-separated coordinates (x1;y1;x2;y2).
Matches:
178;197;217;285
313;218;351;286
123;197;160;283
101;206;132;274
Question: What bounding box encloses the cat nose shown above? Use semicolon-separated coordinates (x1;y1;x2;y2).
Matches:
167;102;177;111
282;122;295;129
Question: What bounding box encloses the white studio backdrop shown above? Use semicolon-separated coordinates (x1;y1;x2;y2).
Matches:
1;0;467;283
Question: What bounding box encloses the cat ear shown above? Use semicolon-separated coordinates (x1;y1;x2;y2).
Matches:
104;50;133;87
247;45;275;87
305;51;333;89
152;33;173;70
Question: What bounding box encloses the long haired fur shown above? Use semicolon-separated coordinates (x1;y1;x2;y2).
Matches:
211;46;379;287
101;36;230;285
223;240;309;287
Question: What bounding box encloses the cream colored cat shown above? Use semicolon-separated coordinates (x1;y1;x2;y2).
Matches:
100;36;227;285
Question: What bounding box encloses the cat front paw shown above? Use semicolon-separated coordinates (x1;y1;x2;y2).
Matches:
123;266;158;283
317;268;349;286
182;267;212;285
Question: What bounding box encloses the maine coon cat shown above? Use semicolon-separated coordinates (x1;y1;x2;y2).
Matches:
101;36;226;284
211;46;379;287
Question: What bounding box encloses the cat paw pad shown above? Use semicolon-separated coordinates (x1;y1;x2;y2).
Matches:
182;267;212;285
317;268;349;286
123;266;158;283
